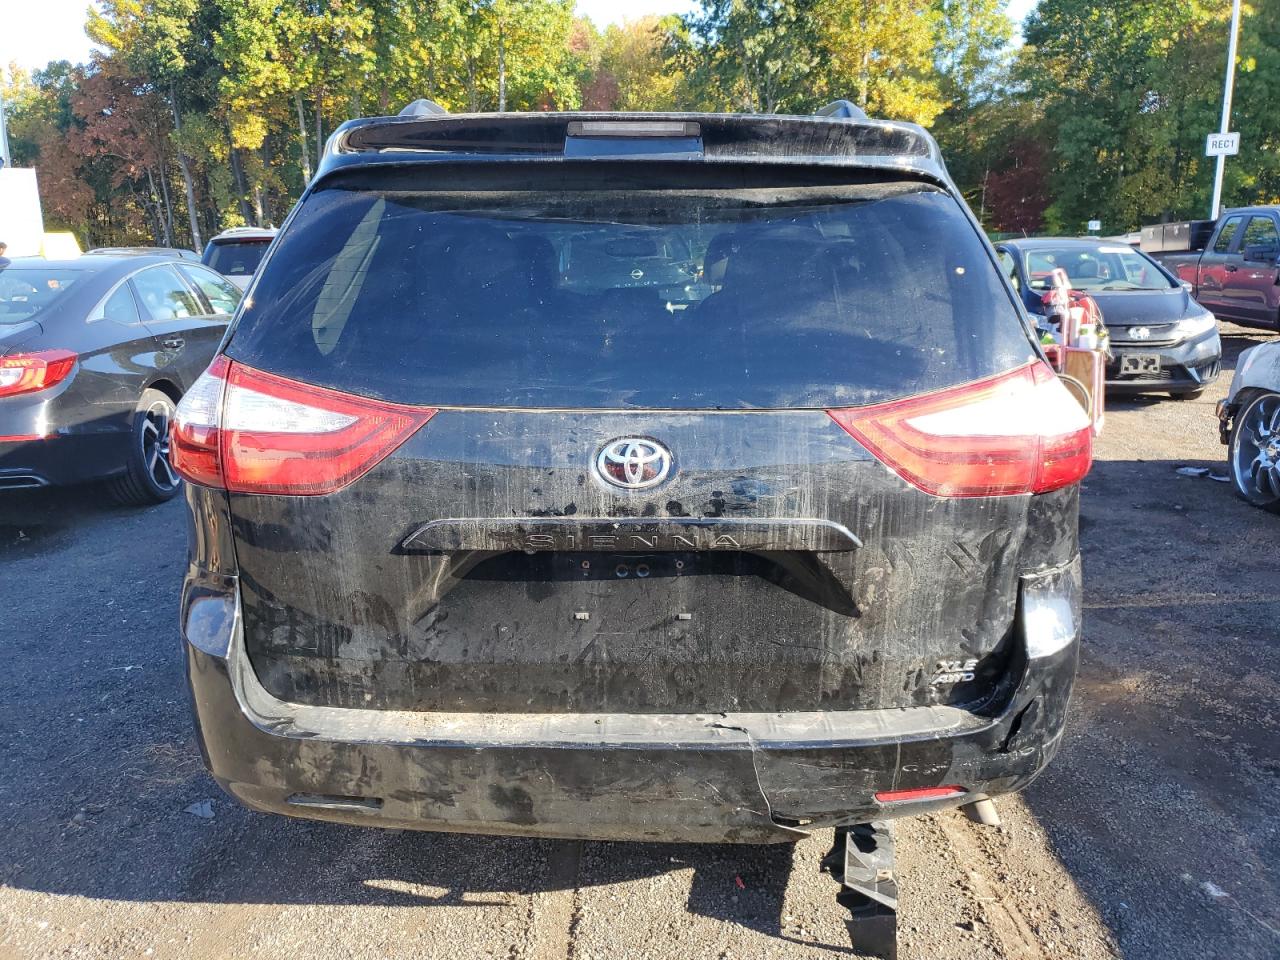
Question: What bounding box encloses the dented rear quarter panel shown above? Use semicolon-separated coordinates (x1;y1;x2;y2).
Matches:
1227;340;1280;403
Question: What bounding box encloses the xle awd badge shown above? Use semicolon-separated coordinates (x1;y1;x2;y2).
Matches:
931;659;978;685
595;437;672;490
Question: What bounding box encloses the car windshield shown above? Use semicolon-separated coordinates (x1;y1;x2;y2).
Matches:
0;267;84;324
204;240;270;276
227;171;1035;409
1024;245;1175;292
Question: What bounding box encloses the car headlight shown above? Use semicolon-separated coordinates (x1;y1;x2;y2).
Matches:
1173;312;1217;339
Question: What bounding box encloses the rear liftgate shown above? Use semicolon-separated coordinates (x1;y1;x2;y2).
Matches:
188;104;1089;959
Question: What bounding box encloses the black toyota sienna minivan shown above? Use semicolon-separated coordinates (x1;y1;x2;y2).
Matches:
174;109;1091;847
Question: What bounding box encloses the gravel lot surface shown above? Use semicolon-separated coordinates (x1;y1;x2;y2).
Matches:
1;326;1277;960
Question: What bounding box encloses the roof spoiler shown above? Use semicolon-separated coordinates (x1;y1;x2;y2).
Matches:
398;98;448;118
814;100;868;121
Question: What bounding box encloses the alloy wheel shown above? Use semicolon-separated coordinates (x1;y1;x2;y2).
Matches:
142;399;179;493
1232;392;1280;502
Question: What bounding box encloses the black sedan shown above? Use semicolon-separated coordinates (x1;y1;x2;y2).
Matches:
0;253;239;503
997;238;1222;399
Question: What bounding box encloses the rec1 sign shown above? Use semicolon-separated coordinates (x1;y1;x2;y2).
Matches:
1206;132;1240;157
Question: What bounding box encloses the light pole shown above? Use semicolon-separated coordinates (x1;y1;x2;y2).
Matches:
1210;0;1243;219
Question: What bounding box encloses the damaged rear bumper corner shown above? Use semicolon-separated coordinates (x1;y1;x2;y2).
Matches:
1216;397;1237;445
182;558;1082;844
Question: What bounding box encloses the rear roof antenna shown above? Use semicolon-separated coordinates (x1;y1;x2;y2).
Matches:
815;100;868;121
398;98;448;118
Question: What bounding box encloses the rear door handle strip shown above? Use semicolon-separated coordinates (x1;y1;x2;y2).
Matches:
398;516;863;554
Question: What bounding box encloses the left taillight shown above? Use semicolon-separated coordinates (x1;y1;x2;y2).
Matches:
170;355;230;488
0;350;77;398
171;357;435;495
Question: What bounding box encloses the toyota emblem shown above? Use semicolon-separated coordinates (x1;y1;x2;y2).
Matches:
595;438;672;490
1129;326;1151;341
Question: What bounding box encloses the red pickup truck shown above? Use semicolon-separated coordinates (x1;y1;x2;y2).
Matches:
1147;206;1280;331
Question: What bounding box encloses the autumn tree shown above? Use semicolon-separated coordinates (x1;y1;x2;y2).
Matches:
87;0;221;248
9;0;1280;247
596;17;684;111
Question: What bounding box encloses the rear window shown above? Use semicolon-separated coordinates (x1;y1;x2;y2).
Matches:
0;268;83;324
204;240;270;276
227;168;1034;409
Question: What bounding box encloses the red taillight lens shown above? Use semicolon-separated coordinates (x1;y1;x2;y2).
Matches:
171;356;230;488
875;785;966;803
827;362;1092;498
171;358;435;495
0;350;77;398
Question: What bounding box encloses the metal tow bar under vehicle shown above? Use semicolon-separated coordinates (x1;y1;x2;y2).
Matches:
822;822;900;959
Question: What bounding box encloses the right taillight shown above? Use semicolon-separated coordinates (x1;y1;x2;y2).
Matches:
171;357;435;495
827;361;1092;498
0;350;77;398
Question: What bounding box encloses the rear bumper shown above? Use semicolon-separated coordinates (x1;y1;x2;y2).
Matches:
0;434;128;489
183;559;1082;843
0;386;130;488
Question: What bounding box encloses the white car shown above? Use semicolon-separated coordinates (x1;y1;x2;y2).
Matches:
201;227;278;291
1218;340;1280;511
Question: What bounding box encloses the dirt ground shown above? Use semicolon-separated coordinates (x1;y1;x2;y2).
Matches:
1;325;1277;960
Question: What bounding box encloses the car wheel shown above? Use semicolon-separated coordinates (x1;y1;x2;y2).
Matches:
1171;388;1207;401
1228;390;1280;513
107;388;182;505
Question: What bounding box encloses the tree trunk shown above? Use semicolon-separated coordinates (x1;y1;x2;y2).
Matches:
229;146;254;224
315;91;324;170
858;0;871;107
258;144;273;226
151;128;176;243
158;163;177;245
168;83;203;252
294;91;312;184
141;184;162;246
146;166;172;246
498;23;507;112
466;57;478;112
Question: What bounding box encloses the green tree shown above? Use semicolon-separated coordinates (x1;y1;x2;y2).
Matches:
1023;0;1248;231
815;0;946;124
679;0;825;113
1231;0;1280;205
588;16;684;111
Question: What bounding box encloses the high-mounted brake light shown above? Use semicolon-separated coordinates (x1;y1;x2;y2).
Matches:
566;120;700;138
171;358;435;495
828;362;1092;498
0;350;77;398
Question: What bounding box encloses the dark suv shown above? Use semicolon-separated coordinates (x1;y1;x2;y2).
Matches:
174;111;1089;862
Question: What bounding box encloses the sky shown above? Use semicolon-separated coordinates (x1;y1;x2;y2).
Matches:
0;0;1041;75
